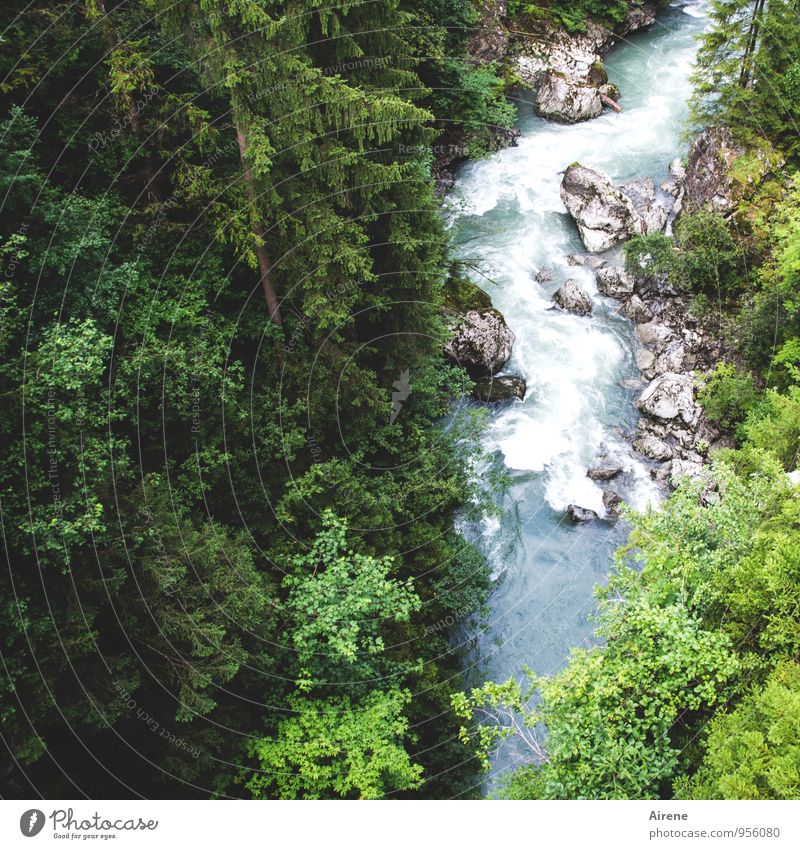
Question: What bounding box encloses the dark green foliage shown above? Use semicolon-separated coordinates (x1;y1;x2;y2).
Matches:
0;0;493;798
625;209;741;294
692;0;800;161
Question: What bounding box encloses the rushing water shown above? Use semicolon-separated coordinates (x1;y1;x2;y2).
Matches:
447;0;711;788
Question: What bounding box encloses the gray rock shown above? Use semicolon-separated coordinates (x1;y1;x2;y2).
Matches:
535;72;603;123
444;309;515;378
534;267;555;283
567;254;606;269
587;466;623;481
636;320;675;350
622;1;658;34
566;504;599;523
595;266;634;298
560;164;641;252
553;279;593;315
620;294;654;324
472;375;527;403
636;372;696;425
633;432;674;461
619;177;669;235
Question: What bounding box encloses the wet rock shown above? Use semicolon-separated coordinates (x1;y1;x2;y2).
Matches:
636;372;697;425
636;348;656;373
553;279;593;315
633;432;674;461
620;294;654;324
596;266;634;298
602;488;623;516
566;504;599;523
560;164;640;252
567;254;606;269
444;309;515;378
587;466;623;481
472;375;527;403
535;72;602;123
534;267;555;283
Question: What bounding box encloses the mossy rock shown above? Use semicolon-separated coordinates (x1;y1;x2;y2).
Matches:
588;61;608;87
442;274;492;313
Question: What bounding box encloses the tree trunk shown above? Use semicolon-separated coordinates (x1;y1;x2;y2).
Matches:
236;126;283;326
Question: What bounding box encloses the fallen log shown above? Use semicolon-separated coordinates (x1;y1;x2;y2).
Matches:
600;93;622;112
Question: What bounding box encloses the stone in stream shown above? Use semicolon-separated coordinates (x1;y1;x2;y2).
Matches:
534;72;602;123
595;266;634;298
587;466;623;481
560;164;641;252
444;309;515;378
534;267;555;283
553;279;592;316
472;375;527;403
566;504;599;523
602;488;623;517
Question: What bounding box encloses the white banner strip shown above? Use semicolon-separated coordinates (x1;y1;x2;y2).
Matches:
2;800;799;849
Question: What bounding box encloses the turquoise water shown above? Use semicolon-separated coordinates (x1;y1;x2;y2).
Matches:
446;1;712;789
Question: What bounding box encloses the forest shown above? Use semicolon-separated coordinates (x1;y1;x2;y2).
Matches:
1;0;799;801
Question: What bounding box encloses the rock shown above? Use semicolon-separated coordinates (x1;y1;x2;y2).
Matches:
472;375;527;403
553;279;593;315
566;504;599;523
602;488;623;516
681;126;781;217
595;266;634;298
661;156;686;197
683;127;744;215
567;254;606;269
636;320;674;350
466;0;508;63
535;72;602;123
587;466;623;481
633;432;674;461
622;2;658;34
636;348;656;373
620;377;645;390
534;267;555;283
636;372;696;425
620;294;653;323
670;459;706;483
444;309;515;378
560;164;641;252
619;177;669;235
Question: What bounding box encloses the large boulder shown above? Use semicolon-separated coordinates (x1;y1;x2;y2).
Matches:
595;266;634;298
560;164;640;252
534;72;602;123
472;375;527;403
444;309;515;378
622;1;658;34
636;372;697;425
553;279;593;315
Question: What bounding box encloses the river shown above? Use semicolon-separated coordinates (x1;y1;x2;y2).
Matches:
446;0;711;790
